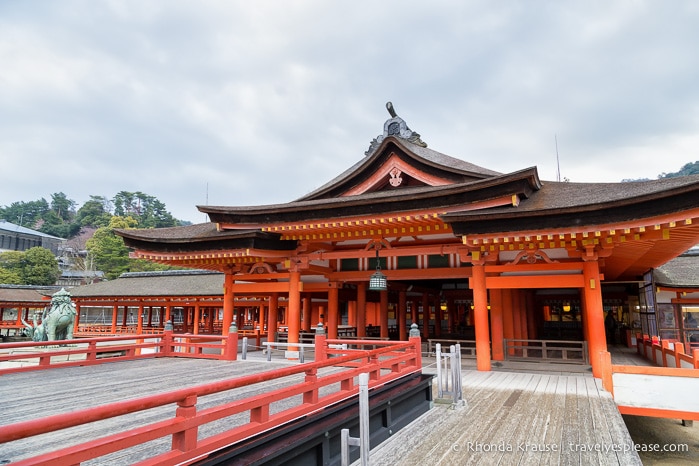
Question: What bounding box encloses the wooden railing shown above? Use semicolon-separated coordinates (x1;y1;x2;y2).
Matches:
503;339;588;364
0;332;240;375
427;338;477;358
0;334;422;466
635;333;699;369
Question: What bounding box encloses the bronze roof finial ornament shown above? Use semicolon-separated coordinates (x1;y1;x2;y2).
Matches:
365;102;427;156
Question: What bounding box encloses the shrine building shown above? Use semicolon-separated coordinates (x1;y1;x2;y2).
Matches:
117;103;699;377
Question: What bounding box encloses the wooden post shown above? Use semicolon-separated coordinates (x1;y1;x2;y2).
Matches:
172;395;198;452
472;260;491;371
599;351;614;397
356;282;367;337
328;283;339;339
314;323;327;362
583;258;606;378
490;289;505;361
193;304;201;335
675;342;685;368
409;323;422;368
379;289;388;339
267;293;279;344
398;290;407;341
421;293;430;339
111;304;118;334
287;270;302;354
222;273;235;336
223;323;238;361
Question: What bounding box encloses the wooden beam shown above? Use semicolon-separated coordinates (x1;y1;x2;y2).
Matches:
483;274;584;289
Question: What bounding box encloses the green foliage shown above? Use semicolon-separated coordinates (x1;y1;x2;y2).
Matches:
83;216;176;279
0;267;22;284
76;196;112;228
112;191;178;228
22;247;61;285
0;247;60;285
48;192;76;222
85;217;136;280
0;199;50;228
659;161;699;179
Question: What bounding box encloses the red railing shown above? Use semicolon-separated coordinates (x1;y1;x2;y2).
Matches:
635;333;699;369
0;334;422;465
0;332;241;375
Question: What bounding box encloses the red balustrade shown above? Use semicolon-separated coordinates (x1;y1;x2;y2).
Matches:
0;335;422;465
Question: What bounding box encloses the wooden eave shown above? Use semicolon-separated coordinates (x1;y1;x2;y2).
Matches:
444;177;699;236
116;225;297;254
200;167;541;227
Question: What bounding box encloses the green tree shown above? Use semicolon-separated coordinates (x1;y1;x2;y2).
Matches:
21;247;61;285
112;191;178;228
0;267;22;284
49;192;76;222
659;161;699;178
76;196;112;227
0;199;50;228
0;247;59;285
86;216;137;280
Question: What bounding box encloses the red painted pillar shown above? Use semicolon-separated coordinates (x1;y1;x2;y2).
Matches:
356;282;367;337
137;303;144;335
302;295;312;332
73;304;81;335
287;270;302;347
583;258;607;377
422;293;430;339
502;289;514;355
398;290;407;340
327;283;339;339
472;260;491;371
267;292;279;343
379;289;389;339
222;273;235;336
512;290;522;341
193;304;201;335
348;300;357;328
490;289;505;361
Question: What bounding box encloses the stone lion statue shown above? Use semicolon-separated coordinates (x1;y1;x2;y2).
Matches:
22;288;77;342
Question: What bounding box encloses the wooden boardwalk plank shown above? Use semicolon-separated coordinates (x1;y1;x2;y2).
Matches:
369;370;641;466
0;358;326;464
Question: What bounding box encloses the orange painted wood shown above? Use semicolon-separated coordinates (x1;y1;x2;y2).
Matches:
472;263;491;371
583;260;606;378
489;290;504;361
484;274;585;289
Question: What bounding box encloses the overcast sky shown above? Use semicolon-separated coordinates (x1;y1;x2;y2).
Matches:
1;1;698;224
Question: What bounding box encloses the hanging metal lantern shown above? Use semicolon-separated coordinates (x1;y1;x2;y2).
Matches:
368;245;387;291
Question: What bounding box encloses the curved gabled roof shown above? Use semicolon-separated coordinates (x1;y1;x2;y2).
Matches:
297;137;502;201
198;167;540;225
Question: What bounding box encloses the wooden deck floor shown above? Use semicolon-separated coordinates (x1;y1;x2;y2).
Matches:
368;370;642;465
0;357;313;464
0;348;645;465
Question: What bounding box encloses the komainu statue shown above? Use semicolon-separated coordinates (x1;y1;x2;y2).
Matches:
22;288;77;342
